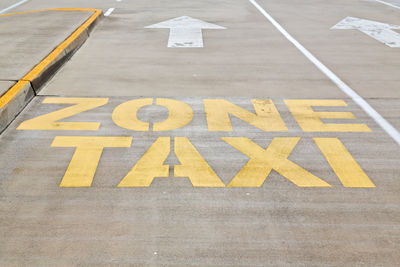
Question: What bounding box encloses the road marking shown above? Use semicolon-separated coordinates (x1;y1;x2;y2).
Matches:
17;97;108;131
0;0;29;15
145;16;226;48
20;97;370;132
314;138;375;187
104;7;115;16
51;135;374;188
119;137;170;187
16;97;376;188
375;0;400;9
284;99;370;132
112;98;194;131
52;136;132;187
332;17;400;47
249;0;400;145
153;98;194;131
223;137;332;187
204;99;287;132
112;98;152;131
174;137;225;187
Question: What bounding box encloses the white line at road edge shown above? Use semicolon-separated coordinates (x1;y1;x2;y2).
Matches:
104;8;115;17
375;0;400;9
0;0;29;15
249;0;400;145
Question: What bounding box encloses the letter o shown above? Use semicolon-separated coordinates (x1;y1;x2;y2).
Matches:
112;98;193;131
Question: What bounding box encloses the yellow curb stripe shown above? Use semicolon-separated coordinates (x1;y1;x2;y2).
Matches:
0;8;102;110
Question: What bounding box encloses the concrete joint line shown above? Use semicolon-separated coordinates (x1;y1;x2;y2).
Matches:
20;80;37;96
0;8;103;133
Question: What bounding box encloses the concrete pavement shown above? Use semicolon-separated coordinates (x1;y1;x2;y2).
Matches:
0;8;102;132
0;10;94;80
1;0;400;266
40;0;346;98
2;95;399;266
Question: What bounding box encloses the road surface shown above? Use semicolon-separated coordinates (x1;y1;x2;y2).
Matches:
0;0;399;265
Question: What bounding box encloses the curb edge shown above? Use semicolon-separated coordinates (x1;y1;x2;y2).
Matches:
0;8;103;133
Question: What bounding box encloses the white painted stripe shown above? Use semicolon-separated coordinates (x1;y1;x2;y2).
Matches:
104;8;115;17
375;0;400;10
0;0;29;15
249;0;400;145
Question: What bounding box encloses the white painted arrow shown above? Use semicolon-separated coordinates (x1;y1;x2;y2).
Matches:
332;17;400;47
145;16;226;48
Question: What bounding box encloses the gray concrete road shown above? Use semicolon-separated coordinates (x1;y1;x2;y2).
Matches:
0;10;93;80
1;0;400;266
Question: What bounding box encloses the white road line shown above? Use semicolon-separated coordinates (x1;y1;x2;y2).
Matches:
249;0;400;145
104;8;115;17
375;0;400;9
0;0;29;15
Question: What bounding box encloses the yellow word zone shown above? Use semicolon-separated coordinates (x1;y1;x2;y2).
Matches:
51;136;375;188
17;97;371;132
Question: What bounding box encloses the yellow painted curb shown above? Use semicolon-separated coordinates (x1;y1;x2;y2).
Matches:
0;8;102;110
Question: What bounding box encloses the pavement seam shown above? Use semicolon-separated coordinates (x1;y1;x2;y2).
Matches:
0;8;103;133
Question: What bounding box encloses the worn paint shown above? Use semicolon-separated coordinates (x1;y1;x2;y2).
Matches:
118;137;170;187
145;16;226;48
52;136;132;187
332;17;400;48
17;97;108;130
204;99;288;132
15;96;377;188
49;135;375;188
112;98;193;131
223;137;332;187
314;138;375;187
174;137;225;187
112;98;152;131
153;98;193;131
284;99;371;132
